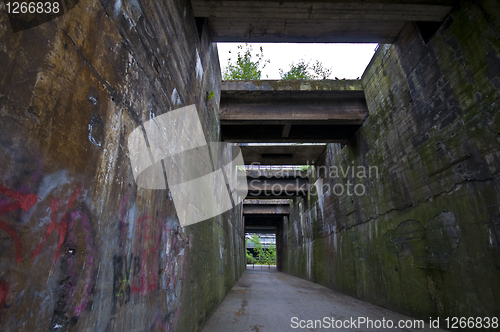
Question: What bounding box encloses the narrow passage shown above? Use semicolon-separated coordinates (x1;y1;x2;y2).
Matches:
201;266;445;332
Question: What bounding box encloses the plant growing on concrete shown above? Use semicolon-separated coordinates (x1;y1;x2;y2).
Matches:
279;59;332;80
299;165;310;172
223;44;270;80
279;59;312;80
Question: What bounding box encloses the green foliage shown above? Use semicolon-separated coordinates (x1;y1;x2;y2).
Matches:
247;234;276;266
245;238;257;264
279;59;332;80
223;44;270;80
311;60;332;80
279;59;313;80
207;91;215;100
250;234;264;263
265;243;276;265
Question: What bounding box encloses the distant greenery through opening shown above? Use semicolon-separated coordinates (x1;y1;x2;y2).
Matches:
246;234;276;267
219;42;378;80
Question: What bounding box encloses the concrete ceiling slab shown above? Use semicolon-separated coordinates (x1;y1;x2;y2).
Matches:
192;0;454;42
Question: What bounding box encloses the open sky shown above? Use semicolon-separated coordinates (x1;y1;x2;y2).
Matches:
217;43;378;80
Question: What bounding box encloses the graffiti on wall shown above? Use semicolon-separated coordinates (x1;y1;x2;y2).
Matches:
110;193;190;330
0;142;98;330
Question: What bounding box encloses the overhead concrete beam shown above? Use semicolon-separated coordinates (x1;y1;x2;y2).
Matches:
244;169;309;178
221;80;365;93
222;124;359;143
240;145;326;165
220;99;368;125
243;204;291;215
191;0;454;42
245;178;309;191
220;80;368;143
242;177;309;197
244;226;277;234
245;215;283;230
244;199;292;204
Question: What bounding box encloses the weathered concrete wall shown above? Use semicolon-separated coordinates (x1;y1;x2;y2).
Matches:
283;0;500;321
0;0;244;331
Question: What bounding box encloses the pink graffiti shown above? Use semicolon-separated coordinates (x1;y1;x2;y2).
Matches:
0;184;38;263
31;184;83;263
131;216;162;295
70;210;96;317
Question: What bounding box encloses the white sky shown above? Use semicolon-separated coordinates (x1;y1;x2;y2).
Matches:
217;43;378;80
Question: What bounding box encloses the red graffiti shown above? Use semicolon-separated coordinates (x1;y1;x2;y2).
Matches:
31;184;83;263
0;184;38;214
0;281;9;310
131;216;162;295
0;184;38;263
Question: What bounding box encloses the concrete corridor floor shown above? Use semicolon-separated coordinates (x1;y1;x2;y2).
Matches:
201;266;446;332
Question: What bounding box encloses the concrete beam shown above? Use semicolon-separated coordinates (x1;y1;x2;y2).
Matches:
245;215;283;230
244;199;292;204
191;0;454;42
240;145;326;165
220;80;367;143
220;100;368;125
244;169;308;178
245;226;277;234
243;204;291;215
221;80;365;93
222;124;360;143
242;177;309;197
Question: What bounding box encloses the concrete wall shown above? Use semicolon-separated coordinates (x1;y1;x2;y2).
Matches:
283;0;500;320
0;0;244;331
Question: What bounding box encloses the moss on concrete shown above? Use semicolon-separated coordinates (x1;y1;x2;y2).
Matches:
282;0;500;321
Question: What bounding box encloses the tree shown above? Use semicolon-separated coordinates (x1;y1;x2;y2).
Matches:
247;234;276;269
311;60;333;80
265;243;276;268
250;234;265;265
245;238;257;265
223;44;270;80
279;59;313;80
279;59;332;80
